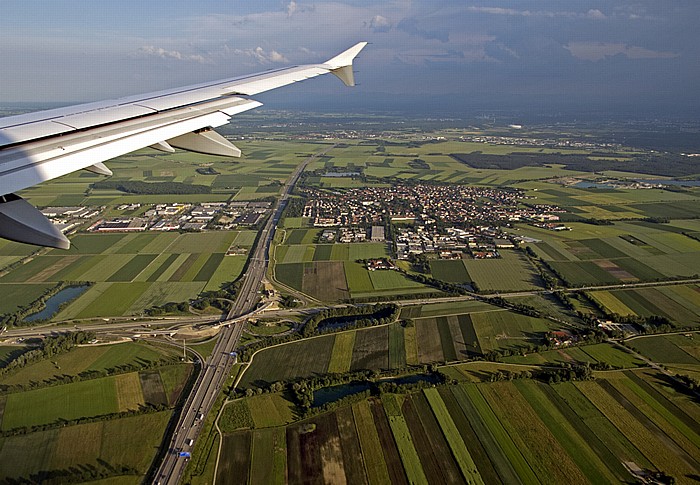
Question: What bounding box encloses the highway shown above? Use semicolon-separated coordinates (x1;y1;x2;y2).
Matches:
154;145;333;484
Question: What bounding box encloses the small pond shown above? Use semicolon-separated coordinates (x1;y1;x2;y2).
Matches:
23;285;89;322
312;373;441;407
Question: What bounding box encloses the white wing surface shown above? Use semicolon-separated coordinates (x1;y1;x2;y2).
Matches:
0;42;367;249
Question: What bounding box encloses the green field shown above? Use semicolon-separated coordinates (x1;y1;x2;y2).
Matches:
430;259;471;283
2;376;124;430
0;411;171;482
219;367;700;483
588;286;700;327
464;250;542;292
469;310;556;353
274;254;431;301
0;284;54;314
502;342;644;368
628;334;700;365
0;342;178;387
0;230;252;320
239;336;336;387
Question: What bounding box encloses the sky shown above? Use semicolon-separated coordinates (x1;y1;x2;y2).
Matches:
2;1;698;119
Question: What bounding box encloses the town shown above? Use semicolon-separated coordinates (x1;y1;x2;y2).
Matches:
301;183;566;260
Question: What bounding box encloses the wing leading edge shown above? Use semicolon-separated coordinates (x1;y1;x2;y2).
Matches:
0;42;367;249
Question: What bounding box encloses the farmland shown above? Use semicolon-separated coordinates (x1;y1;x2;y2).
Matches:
0;231;254;320
217;370;700;483
627;333;700;366
0;359;190;430
0;411;171;482
273;242;433;300
588;285;700;327
523;221;700;286
0;338;193;482
464;250;543;292
501;342;644;368
240;306;562;387
0;341;179;387
2;138;319;321
3;115;700;481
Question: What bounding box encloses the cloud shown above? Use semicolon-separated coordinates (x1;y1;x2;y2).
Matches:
397;17;449;43
368;15;391;33
286;1;314;18
467;6;607;20
135;46;210;63
396;48;466;65
586;9;606;20
232;46;289;64
287;1;297;18
467;7;531;17
565;42;679;61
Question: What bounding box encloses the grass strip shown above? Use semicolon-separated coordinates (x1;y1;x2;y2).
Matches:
452;384;531;484
327;332;356;374
386;414;428;484
436;387;501;484
436;316;457;361
480;382;586;484
146;253;178;282
352;401;391;484
624;370;700;433
514;380;618;484
388;324;406;369
403;326;418;366
424;388;484;484
578;380;696;477
610;376;700;458
540;383;631;481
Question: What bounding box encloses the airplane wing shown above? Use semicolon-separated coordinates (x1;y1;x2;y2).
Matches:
0;42;367;249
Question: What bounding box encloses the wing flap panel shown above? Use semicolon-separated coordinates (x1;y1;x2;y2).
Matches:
55;104;156;130
0;121;74;146
167;129;241;157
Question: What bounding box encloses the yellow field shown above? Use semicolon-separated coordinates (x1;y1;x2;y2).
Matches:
115;372;145;411
588;291;636;316
327;332;356;374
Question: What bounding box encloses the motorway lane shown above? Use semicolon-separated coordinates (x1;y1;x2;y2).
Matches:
155;146;333;484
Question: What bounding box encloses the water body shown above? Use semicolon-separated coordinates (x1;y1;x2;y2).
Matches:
24;285;89;322
317;317;361;332
313;381;371;407
574;181;613;189
312;373;441;407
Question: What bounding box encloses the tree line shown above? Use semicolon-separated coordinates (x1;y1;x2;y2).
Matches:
0;331;96;378
92;180;211;194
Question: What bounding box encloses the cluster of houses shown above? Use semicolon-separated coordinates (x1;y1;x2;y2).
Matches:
396;226;517;260
301;184;564;228
300;183;565;260
459;134;619;150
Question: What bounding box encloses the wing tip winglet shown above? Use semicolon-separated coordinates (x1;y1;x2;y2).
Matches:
325;42;368;69
324;42;368;87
